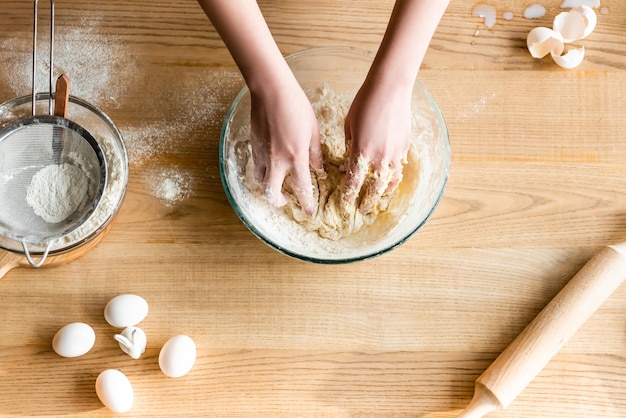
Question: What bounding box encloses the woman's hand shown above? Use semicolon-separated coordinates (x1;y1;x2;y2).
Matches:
198;0;449;216
249;79;323;215
340;0;450;214
197;0;324;214
342;81;411;214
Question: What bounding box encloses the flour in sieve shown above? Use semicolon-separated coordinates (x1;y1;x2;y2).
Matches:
26;163;89;224
56;133;126;246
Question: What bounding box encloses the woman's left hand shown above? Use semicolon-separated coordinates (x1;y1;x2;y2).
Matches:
341;80;412;214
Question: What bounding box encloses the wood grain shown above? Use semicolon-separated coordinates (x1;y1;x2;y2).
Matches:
0;0;625;417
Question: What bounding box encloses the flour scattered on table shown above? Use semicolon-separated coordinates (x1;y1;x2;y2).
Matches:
151;168;193;207
121;69;242;167
121;68;242;208
458;92;496;121
122;122;181;167
0;16;133;108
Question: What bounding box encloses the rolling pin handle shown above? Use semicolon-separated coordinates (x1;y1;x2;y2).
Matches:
461;243;626;416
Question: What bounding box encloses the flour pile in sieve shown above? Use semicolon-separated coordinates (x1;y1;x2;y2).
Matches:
26;163;89;223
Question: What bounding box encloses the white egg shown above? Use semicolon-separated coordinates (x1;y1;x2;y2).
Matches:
52;322;96;358
95;369;134;413
104;294;149;328
158;335;196;378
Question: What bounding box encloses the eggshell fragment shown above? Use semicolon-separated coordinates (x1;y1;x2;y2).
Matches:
104;294;149;328
95;369;134;413
158;335;196;378
52;322;96;358
527;1;597;69
527;27;565;59
552;46;586;69
553;6;597;42
573;5;597;39
553;10;586;42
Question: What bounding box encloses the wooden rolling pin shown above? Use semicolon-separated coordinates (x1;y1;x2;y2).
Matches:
458;242;626;417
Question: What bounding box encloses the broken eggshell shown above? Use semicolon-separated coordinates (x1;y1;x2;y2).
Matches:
114;326;147;359
527;27;565;58
527;5;596;69
552;46;586;69
573;5;597;38
553;5;596;42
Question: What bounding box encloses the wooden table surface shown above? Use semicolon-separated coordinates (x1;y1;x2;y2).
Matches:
1;0;625;416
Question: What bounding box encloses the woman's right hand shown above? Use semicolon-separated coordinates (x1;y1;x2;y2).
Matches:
197;0;324;215
249;77;324;215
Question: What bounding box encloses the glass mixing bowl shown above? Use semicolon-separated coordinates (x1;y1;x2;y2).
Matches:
219;47;450;264
0;93;129;255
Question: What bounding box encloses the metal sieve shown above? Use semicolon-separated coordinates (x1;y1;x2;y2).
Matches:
0;0;106;267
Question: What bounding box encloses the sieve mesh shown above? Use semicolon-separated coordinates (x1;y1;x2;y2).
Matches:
0;115;106;244
0;0;109;267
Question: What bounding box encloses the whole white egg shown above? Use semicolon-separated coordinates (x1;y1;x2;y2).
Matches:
95;369;134;413
104;294;149;328
158;335;196;378
52;322;96;358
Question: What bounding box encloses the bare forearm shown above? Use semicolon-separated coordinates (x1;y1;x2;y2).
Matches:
369;0;449;88
197;0;293;94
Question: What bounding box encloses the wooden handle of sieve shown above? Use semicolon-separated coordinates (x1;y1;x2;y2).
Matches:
54;73;70;117
458;243;626;418
0;250;22;280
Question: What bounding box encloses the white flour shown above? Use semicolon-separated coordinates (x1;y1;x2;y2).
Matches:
58;132;126;246
152;168;192;207
26;163;89;224
120;69;242;207
0;16;129;108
